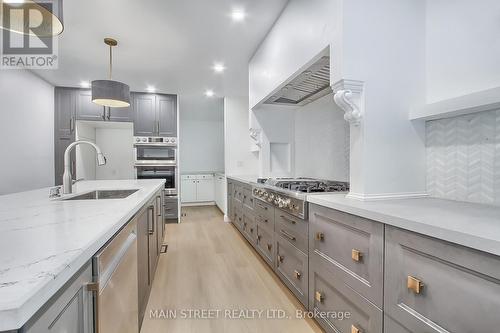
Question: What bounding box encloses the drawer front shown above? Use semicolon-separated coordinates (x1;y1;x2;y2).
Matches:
233;207;244;232
197;174;214;180
276;235;308;306
254;199;274;222
385;226;500;332
256;214;273;233
256;224;274;267
309;204;384;307
232;197;242;211
384;315;412;333
233;183;243;203
242;187;255;211
309;255;382;333
275;210;308;253
242;212;257;244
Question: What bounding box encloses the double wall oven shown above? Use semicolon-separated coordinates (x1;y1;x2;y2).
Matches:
134;136;178;221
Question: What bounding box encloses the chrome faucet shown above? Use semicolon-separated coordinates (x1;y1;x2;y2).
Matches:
62;140;107;194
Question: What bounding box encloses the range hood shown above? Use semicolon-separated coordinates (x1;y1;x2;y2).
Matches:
264;56;331;107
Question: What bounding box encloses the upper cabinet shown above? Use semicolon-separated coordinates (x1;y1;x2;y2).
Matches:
54;87;76;138
76;89;134;123
133;93;177;137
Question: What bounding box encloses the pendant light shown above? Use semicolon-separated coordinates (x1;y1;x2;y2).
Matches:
1;0;64;36
91;38;130;108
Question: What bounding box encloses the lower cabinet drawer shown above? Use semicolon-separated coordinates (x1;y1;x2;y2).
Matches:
309;255;382;333
385;226;500;332
256;224;274;267
254;199;274;222
275;210;308;253
233;208;243;232
309;204;384;307
276;234;308;306
242;212;257;244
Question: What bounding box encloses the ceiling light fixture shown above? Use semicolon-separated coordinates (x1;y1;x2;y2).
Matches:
91;38;130;108
213;62;226;73
146;85;156;93
1;0;64;37
231;9;246;22
205;90;215;97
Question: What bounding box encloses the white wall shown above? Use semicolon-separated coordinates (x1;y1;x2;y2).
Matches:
224;96;259;176
294;94;349;181
0;70;54;195
179;95;224;173
426;0;500;103
75;121;134;180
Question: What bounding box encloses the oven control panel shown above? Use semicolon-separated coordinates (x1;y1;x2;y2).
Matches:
134;136;177;145
252;187;306;219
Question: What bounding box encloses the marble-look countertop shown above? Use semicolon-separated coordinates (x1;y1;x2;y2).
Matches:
308;194;500;257
0;179;165;331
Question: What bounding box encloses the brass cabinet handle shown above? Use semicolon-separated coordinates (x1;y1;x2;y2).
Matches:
315;291;324;303
294;270;301;280
315;232;325;241
257;235;262;241
250;227;254;233
407;275;424;294
352;249;363;262
280;229;296;241
147;205;155;235
277;255;284;263
351;325;362;333
267;243;272;251
280;215;296;224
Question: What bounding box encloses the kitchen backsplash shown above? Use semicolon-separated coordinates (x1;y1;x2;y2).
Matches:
426;109;500;205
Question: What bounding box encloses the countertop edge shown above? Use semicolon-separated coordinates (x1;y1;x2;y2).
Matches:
0;181;165;331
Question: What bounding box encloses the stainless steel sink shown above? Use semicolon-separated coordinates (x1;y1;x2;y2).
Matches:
63;189;139;201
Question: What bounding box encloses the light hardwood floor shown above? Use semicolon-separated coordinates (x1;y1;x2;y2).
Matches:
140;206;324;333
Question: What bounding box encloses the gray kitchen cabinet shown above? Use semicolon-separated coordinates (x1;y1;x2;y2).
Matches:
156;193;164;256
157;94;177;137
256;224;274;267
147;202;158;286
136;204;150;327
227;180;234;220
384;226;500;333
133;93;177;137
275;234;308;306
54;88;76;185
21;262;93;333
275;210;308;254
76;89;106;121
309;204;384;307
309;255;383;333
133;93;156;136
54;136;76;186
242;212;257;244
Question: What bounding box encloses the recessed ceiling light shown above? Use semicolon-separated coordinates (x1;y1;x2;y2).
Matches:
80;81;90;88
205;90;215;97
212;62;226;73
231;9;246;22
146;85;156;93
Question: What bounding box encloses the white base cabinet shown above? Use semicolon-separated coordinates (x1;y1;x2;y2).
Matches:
181;174;215;203
214;174;226;213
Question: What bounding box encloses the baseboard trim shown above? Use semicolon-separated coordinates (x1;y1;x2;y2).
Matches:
346;191;429;201
181;202;216;207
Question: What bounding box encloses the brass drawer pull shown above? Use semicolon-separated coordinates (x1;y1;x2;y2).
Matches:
407;276;424;294
267;243;272;251
280;229;296;241
351;325;362;333
250;227;254;233
294;270;301;279
278;255;284;263
315;232;324;241
352;249;363;262
257;235;262;241
315;291;324;303
280;215;296;224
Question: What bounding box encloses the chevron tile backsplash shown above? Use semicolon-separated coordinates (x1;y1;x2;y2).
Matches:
426;110;500;205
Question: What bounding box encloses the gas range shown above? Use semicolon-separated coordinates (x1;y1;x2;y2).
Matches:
252;178;349;219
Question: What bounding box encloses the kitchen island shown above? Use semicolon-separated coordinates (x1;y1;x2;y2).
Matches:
0;179;165;332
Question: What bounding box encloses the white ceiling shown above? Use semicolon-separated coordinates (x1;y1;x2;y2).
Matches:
34;0;288;97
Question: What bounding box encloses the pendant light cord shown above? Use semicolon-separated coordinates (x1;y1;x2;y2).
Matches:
109;44;113;80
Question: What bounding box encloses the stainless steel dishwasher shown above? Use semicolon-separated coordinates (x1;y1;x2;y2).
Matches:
89;218;139;333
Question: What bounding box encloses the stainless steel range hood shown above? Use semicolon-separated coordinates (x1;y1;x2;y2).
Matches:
264;56;331;107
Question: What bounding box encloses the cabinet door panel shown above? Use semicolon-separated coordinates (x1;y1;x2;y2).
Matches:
76;89;105;121
147;204;158;285
133;93;156;136
157;94;177;136
55;88;76;137
196;178;215;202
108;96;134;122
136;207;149;326
256;224;274;267
181;179;197;203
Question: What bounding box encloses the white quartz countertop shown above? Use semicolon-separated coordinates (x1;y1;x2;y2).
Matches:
308;194;500;257
0;179;165;331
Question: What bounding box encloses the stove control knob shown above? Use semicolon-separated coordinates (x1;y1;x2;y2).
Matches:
283;199;291;208
142;138;147;143
135;137;141;143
